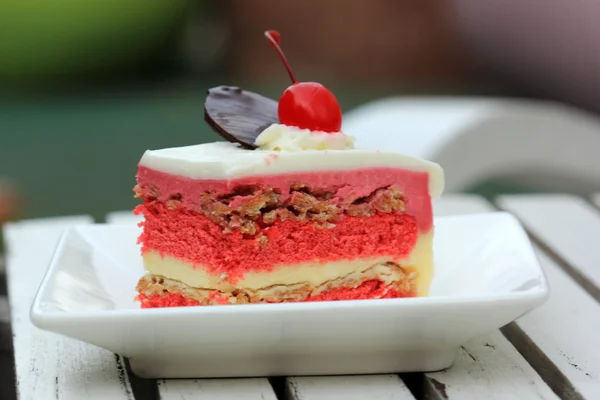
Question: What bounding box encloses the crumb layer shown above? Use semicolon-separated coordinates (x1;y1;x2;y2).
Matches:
135;166;434;231
136;261;416;307
136;182;406;234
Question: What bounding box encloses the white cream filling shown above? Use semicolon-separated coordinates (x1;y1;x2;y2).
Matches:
142;232;434;296
139;143;444;198
255;124;355;151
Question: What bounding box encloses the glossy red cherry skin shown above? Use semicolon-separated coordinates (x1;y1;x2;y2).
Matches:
278;82;342;133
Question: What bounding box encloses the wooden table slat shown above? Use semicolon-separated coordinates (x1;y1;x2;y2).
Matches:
157;378;278;400
497;194;600;398
504;249;600;399
3;216;136;400
285;375;415;400
425;332;559;400
497;194;600;300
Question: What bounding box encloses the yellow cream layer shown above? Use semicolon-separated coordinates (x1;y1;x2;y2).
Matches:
142;231;434;295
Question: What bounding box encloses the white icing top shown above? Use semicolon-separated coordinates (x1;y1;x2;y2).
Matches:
255;124;355;151
139;141;445;198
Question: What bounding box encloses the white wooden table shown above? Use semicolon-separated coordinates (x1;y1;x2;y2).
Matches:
2;193;600;400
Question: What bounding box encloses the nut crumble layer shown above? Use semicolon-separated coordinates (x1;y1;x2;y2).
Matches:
135;183;406;234
136;262;417;305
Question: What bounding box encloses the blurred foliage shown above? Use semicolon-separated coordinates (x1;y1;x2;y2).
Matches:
0;1;192;84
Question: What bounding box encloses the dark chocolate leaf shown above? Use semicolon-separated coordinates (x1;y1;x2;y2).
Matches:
204;86;279;149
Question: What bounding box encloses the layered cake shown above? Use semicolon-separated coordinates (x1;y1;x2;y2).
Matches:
134;30;444;307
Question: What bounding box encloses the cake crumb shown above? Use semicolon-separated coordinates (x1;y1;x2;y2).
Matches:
313;221;336;230
256;233;269;248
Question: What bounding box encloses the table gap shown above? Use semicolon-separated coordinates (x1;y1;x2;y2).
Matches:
1;241;16;400
124;357;160;400
0;288;14;400
269;376;287;400
0;276;6;296
0;351;16;400
0;256;6;296
500;323;584;400
399;373;426;399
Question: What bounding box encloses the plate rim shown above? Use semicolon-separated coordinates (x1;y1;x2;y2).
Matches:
30;211;551;326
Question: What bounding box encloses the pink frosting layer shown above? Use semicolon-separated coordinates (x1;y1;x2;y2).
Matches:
137;165;433;231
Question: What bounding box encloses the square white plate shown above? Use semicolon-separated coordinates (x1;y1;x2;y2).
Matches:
30;212;549;378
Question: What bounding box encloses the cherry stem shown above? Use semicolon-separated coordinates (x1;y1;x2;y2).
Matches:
264;30;298;84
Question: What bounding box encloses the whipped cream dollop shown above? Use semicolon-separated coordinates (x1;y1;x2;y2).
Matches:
255;124;355;151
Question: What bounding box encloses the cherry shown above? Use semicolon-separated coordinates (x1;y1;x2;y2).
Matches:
264;30;342;133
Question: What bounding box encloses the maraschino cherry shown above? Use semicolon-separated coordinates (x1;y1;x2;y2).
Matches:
264;30;342;133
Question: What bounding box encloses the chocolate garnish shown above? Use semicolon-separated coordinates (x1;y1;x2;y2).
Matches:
204;86;279;149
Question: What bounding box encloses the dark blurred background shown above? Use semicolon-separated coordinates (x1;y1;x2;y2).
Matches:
1;0;599;222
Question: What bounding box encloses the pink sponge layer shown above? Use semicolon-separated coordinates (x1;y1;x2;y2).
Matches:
135;202;418;282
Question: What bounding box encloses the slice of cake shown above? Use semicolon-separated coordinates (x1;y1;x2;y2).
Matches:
133;30;444;307
134;134;443;307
